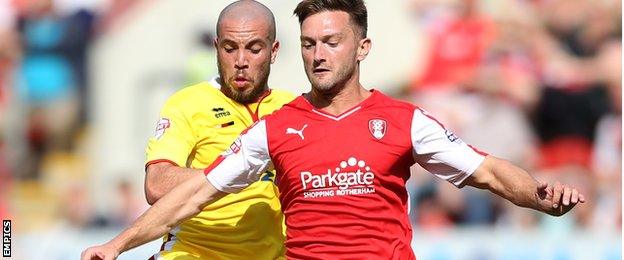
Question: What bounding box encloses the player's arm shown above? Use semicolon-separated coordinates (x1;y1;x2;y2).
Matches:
82;120;272;260
81;173;223;260
145;163;201;205
144;97;200;205
410;108;585;217
463;156;585;216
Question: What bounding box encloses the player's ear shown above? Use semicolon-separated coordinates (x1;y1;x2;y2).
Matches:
270;40;280;64
356;37;371;62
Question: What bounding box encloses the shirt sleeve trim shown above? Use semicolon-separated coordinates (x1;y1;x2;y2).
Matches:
203;155;226;176
206;174;235;194
144;159;180;172
456;154;487;188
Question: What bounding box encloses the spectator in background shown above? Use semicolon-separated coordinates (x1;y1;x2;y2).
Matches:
589;40;621;230
405;0;621;231
60;183;101;229
0;141;10;220
408;0;495;92
0;0;20;115
406;0;537;228
0;0;19;220
13;0;96;178
530;0;618;171
112;180;147;227
525;0;618;228
59;180;145;229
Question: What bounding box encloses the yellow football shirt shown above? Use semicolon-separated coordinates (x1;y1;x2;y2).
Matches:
145;80;294;259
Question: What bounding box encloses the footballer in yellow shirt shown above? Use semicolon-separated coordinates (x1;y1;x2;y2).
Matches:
146;79;293;259
143;1;294;259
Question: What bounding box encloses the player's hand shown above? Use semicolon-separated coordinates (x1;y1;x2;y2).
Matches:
536;181;586;216
81;244;119;260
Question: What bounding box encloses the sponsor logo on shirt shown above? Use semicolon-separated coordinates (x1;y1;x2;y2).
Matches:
286;124;308;140
212;107;231;118
369;119;387;140
154;118;170;139
300;156;376;199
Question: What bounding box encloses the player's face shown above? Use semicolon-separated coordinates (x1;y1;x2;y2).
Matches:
216;19;279;103
300;11;367;92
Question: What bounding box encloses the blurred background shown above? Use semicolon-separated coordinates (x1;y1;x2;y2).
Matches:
0;0;620;259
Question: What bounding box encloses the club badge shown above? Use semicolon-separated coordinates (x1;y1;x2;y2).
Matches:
369;119;387;140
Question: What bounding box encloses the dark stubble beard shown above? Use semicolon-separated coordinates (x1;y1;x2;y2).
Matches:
307;58;356;94
218;60;271;104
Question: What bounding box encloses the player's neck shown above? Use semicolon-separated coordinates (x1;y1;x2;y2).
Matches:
306;81;371;116
248;87;271;104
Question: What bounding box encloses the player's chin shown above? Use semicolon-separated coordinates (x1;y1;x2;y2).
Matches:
312;80;335;91
232;87;259;103
238;84;258;95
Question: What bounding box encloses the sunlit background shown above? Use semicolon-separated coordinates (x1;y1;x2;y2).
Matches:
0;0;621;259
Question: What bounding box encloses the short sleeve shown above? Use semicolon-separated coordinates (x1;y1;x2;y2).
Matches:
145;99;196;168
411;108;486;187
205;120;271;193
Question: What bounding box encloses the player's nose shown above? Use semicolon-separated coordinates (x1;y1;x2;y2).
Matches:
313;44;327;62
235;51;249;69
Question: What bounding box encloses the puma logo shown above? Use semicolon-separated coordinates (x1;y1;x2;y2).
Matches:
286;124;308;140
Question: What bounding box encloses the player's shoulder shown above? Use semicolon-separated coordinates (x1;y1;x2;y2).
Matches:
161;81;220;112
261;95;305;122
167;81;218;103
264;88;296;108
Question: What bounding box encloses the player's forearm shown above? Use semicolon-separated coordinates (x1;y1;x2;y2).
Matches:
490;159;542;209
108;174;224;254
145;163;204;204
468;156;542;210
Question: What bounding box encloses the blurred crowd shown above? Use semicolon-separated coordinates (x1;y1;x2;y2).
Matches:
405;0;621;232
0;0;620;237
0;0;147;230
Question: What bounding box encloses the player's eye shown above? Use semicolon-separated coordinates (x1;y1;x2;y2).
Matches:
250;48;262;54
223;45;236;53
302;42;314;49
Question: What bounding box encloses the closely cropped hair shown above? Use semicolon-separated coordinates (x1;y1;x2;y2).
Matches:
294;0;368;38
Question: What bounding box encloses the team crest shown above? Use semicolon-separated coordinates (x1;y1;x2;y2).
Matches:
154;118;170;139
369;119;387;140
